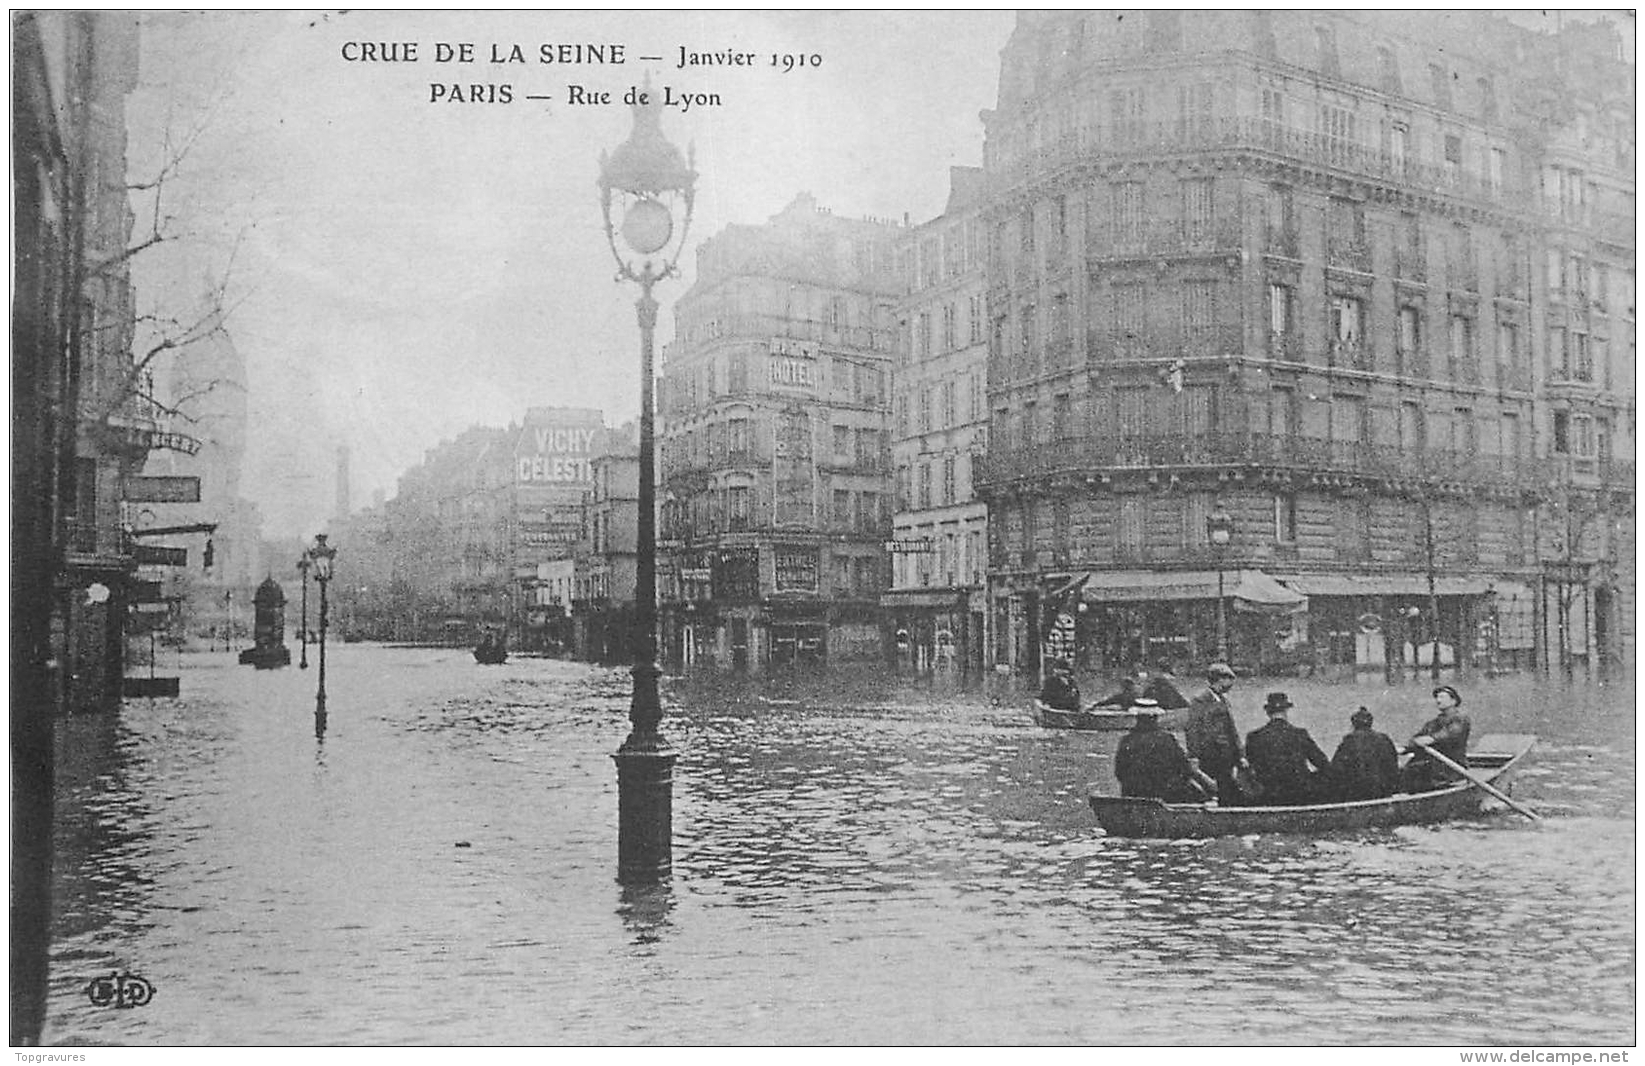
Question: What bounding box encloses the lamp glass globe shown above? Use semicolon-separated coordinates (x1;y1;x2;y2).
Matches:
621;197;674;254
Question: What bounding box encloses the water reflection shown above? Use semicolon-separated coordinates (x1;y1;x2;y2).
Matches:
42;649;1634;1045
617;884;674;946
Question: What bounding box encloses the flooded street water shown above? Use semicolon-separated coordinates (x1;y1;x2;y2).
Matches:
44;647;1634;1045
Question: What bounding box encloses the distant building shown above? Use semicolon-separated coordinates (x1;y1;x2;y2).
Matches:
570;430;639;661
657;194;903;669
976;10;1634;678
340;407;611;644
885;167;992;674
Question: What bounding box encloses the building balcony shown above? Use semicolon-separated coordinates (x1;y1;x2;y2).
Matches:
986;117;1516;208
1087;216;1241;261
975;431;1545;495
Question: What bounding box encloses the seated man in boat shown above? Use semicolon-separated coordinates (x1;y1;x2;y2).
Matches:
1399;685;1471;793
1244;692;1334;805
1330;707;1400;801
1037;658;1081;712
1114;699;1214;803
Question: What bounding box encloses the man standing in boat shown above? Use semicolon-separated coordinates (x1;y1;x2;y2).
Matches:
1185;662;1245;805
1115;699;1213;803
1330;707;1400;800
1400;685;1471;792
1244;692;1333;805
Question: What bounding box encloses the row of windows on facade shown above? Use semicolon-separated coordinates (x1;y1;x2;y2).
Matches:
903;217;986;294
662;420;889;473
908;293;986;360
1266;281;1625;390
670;551;883;598
663;486;890;537
894;527;988;591
1004;493;1541;565
987;386;1613;467
894;454;971;513
664;351;888;413
1002;175;1622;296
676;294;896;347
894;371;986;438
991;253;1627;385
1016;7;1522;126
994;71;1519;200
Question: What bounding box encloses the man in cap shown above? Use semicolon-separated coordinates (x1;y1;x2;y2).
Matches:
1185;662;1246;804
1330;707;1400;801
1115;699;1213;803
1244;692;1333;805
1037;657;1081;711
1400;685;1471;792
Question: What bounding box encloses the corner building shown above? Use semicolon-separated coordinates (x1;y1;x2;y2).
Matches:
978;10;1634;677
658;194;902;669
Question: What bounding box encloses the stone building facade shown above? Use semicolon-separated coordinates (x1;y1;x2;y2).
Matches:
657;194;903;669
884;167;993;673
976;10;1633;678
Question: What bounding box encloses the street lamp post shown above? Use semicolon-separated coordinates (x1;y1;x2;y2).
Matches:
296;554;312;669
597;80;696;884
308;533;337;735
1206;502;1233;661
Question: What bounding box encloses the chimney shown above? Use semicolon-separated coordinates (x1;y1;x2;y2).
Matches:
334;444;351;522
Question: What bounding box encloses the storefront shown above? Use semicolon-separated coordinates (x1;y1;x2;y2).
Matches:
1274;573;1494;676
1072;569;1308;677
881;588;971;674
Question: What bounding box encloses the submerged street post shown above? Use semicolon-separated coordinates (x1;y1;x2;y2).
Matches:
296;553;311;669
1207;502;1233;661
597;82;696;884
308;533;336;735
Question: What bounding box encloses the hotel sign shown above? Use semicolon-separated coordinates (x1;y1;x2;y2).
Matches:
768;339;817;391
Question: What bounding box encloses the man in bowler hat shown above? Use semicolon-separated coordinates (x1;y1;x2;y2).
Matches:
1244;692;1333;805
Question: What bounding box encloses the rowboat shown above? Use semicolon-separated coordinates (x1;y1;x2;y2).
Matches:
1032;699;1137;732
1088;733;1538;838
1031;699;1193;733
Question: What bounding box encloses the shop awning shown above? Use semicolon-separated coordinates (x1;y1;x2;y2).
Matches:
1276;574;1493;597
880;588;969;609
1079;569;1306;611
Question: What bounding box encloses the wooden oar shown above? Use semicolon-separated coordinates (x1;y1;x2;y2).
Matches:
1416;743;1541;822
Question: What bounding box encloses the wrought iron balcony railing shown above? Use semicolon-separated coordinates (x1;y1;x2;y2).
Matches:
975;431;1547;493
987;117;1516;208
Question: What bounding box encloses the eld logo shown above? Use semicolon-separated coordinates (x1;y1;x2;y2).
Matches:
83;971;154;1009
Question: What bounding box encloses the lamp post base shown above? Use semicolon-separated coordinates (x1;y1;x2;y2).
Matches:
613;739;678;884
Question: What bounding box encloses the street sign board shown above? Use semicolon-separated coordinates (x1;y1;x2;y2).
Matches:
122;475;201;503
133;544;188;567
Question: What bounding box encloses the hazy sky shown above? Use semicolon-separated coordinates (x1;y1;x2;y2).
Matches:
126;10;1018;537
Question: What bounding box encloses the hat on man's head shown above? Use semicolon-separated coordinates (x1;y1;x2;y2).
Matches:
1432;684;1462;706
1130;697;1163;716
1206;662;1237;681
1263;692;1294;715
1350;707;1374;728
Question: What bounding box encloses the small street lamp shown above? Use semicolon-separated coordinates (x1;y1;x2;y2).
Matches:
307;533;337;734
1206;502;1234;660
597;79;696;884
296;554;312;669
